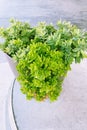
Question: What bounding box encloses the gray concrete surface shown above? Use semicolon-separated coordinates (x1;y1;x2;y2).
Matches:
13;60;87;130
5;79;18;130
0;0;87;28
0;51;14;130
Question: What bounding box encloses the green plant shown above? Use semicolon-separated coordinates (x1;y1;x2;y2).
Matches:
17;43;68;101
0;19;87;102
0;19;56;61
46;21;87;64
0;19;36;60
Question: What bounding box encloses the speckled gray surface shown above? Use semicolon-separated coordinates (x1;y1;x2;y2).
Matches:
0;0;87;28
0;61;14;130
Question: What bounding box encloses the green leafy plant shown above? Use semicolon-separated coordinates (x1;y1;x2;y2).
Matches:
0;19;87;102
17;43;68;101
46;21;87;64
0;19;56;61
0;19;36;60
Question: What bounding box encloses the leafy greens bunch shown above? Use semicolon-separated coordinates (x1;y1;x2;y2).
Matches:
0;19;87;101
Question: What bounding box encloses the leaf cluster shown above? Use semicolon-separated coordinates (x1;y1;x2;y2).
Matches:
0;19;87;101
17;43;67;101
